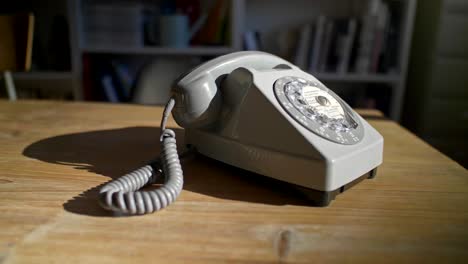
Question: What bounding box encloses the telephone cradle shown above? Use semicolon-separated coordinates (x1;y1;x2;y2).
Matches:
98;51;384;214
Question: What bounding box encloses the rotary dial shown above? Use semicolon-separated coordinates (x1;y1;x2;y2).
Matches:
274;76;363;145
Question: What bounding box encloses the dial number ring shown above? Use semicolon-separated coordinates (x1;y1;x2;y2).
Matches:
274;76;364;145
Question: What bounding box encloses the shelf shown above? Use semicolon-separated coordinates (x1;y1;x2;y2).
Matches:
311;73;401;84
81;46;237;56
0;72;74;92
0;72;74;80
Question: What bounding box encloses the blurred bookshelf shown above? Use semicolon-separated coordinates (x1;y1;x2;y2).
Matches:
242;0;416;120
3;0;416;121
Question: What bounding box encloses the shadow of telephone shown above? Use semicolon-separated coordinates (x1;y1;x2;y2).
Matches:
98;51;384;215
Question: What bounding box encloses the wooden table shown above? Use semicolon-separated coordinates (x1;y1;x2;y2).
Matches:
0;100;467;263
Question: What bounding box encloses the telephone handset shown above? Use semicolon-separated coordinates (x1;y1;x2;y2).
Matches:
99;51;383;215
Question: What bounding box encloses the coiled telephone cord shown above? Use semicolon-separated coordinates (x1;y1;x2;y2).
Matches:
98;98;183;214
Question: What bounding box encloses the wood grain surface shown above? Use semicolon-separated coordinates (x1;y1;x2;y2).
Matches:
0;100;467;263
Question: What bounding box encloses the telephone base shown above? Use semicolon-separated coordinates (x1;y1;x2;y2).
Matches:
294;168;377;206
189;143;377;206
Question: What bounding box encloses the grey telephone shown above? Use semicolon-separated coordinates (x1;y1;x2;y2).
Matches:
99;51;383;215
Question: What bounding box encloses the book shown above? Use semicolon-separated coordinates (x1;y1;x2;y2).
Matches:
380;1;401;73
243;30;259;50
294;24;313;70
327;19;349;73
348;21;362;73
25;14;34;71
189;13;208;41
82;54;94;100
308;15;326;73
277;29;299;61
215;1;230;45
337;19;357;74
101;75;119;103
191;0;228;45
84;3;143;47
318;20;334;72
356;0;381;73
371;2;390;73
111;61;134;101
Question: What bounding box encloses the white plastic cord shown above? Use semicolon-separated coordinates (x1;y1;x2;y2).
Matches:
98;98;183;214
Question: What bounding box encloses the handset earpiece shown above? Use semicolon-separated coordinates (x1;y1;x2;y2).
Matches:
171;51;295;128
172;74;222;128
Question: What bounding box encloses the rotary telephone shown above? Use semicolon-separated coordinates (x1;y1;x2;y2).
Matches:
99;51;383;215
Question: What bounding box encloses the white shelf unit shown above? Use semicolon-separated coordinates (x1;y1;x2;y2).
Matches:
312;73;400;83
62;0;416;121
6;72;74;80
81;46;237;56
0;71;75;94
